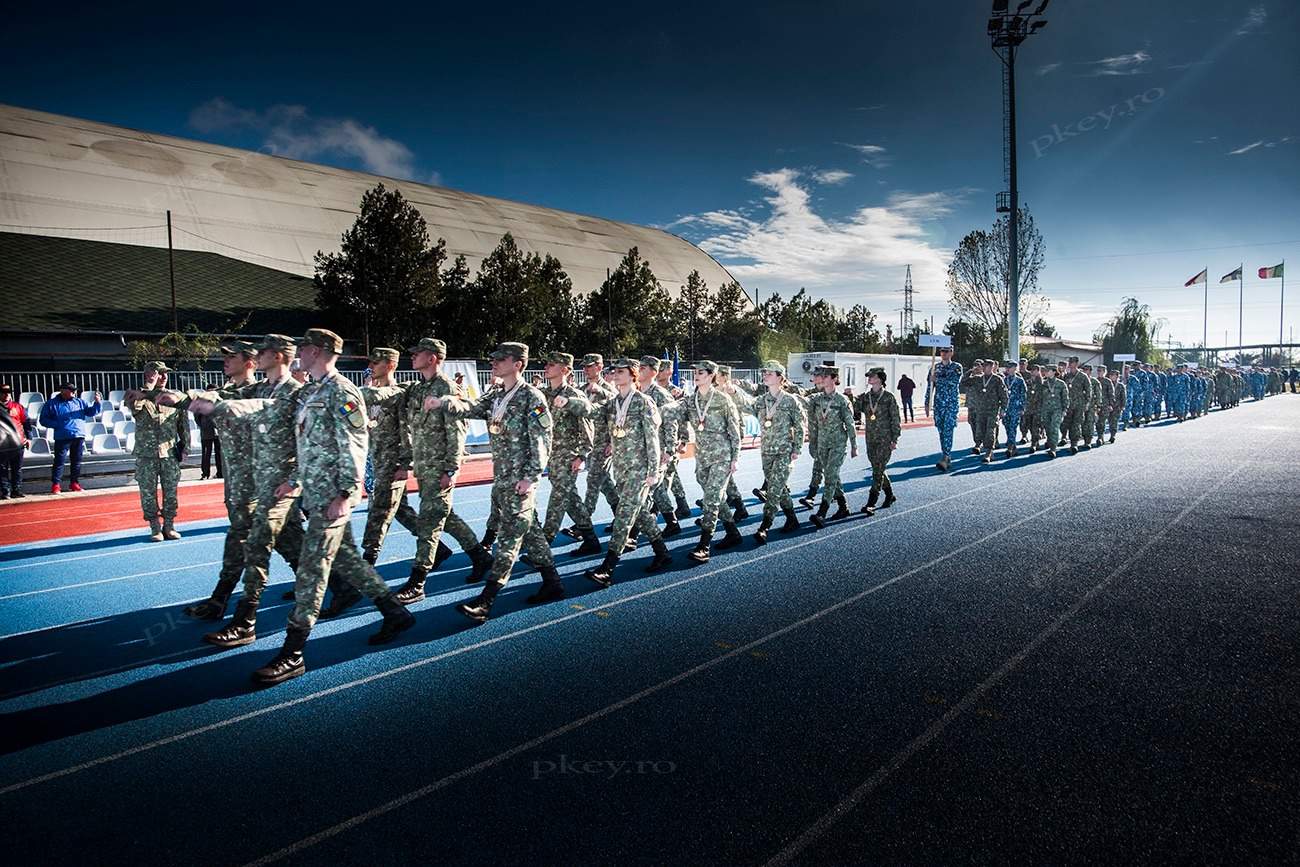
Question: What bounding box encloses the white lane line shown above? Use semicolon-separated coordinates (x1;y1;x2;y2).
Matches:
0;538;210;572
240;449;1172;865
0;455;1066;797
760;442;1273;867
0;562;224;601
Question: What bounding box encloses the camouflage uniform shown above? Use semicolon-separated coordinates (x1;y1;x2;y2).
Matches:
1001;364;1026;456
856;383;901;509
930;356;963;469
1063;364;1091;448
751;371;805;530
443;343;560;619
962;367;1008;459
579;356;620;517
1037;374;1068;453
1022;368;1043;449
359;368;419;559
1106;375;1126;440
664;365;741;556
131;368;187;535
806;373;856;525
1082;368;1101;445
717;366;752;517
1168;366;1190;419
640;356;680;523
539;354;596;542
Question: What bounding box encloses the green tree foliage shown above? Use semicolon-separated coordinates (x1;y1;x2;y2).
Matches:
313;184;445;352
1094;297;1168;366
126;325;223;371
1028;317;1059;338
582;247;675;357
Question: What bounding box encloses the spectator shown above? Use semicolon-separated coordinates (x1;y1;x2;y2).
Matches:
453;371;465;389
289;357;308;384
897;374;916;423
197;411;222;479
1;383;34;497
39;382;101;493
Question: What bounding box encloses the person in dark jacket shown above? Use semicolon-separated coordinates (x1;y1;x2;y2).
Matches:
39;382;101;493
1;384;36;497
197;410;222;479
897;374;916;422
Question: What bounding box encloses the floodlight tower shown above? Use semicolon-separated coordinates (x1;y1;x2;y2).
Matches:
989;0;1049;363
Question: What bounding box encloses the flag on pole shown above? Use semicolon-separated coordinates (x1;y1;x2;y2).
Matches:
1258;262;1284;279
671;346;681;387
1219;266;1242;283
1184;268;1207;287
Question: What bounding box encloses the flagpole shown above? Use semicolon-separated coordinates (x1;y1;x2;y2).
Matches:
1281;259;1286;365
1238;261;1244;361
1202;264;1208;365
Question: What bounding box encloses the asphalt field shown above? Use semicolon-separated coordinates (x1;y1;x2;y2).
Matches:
2;396;1297;865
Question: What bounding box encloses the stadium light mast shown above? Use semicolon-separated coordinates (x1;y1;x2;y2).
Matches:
989;0;1049;364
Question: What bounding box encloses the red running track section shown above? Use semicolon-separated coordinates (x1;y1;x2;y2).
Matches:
0;455;496;546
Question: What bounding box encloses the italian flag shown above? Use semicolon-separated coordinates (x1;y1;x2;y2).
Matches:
1258;262;1284;279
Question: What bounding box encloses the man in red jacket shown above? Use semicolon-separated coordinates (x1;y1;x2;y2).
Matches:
1;384;34;498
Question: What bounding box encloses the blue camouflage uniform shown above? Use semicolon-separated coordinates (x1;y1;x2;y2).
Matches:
1124;368;1141;426
1169;367;1190;419
931;358;963;461
1002;365;1026;452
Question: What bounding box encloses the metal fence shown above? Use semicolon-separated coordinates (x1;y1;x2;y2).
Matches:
6;367;764;401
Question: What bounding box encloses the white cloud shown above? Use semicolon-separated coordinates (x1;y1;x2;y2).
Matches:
666;168;964;305
1228;140;1265;155
1082;50;1151;76
1039;297;1115;342
1036;62;1063;76
1228;136;1292;155
1236;5;1266;35
838;142;892;168
812;169;853;185
189;97;423;180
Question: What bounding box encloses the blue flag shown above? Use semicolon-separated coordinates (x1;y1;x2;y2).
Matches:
671;347;681;387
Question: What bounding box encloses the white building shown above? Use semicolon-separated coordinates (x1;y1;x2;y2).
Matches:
786;351;934;393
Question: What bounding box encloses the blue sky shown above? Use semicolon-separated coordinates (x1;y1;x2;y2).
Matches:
5;0;1297;347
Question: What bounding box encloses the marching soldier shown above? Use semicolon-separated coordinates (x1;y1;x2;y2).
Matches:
799;366;827;506
252;328;415;685
655;359;693;519
1037;365;1068;458
715;364;751;520
1001;359;1026;458
538;351;601;555
807;365;856;528
637;355;682;537
1090;364;1109;448
431;342;565;622
357;347;421;564
395;337;492;606
855;367;901;515
963;359;1007;463
930;347;963;472
750;360;803;544
130;361;188;542
1023;363;1044;451
576;353;620;523
1105;367;1125;443
664;361;743;564
583;357;674;586
1063;356;1090;454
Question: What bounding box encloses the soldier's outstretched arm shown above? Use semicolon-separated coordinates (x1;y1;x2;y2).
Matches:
724;401;742;465
522;395;552;486
789;396;806;455
360;383;406;407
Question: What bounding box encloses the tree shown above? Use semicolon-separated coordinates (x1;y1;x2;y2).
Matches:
679;270;714;359
943;317;998;370
1094;297;1168;366
582;247;672;357
1028;317;1059;338
313;184;445;351
706;280;762;362
838;304;883;353
946;206;1048;345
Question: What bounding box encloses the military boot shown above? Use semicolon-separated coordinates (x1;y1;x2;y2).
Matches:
560;525;582;540
362;548;378;565
660;511;682;538
1108;434;1116;444
754;515;773;546
780;506;800;533
162;519;181;540
645;537;672;572
148;518;164;543
203;599;259;649
568;527;603;557
674;495;692;520
318;573;362;619
465;544;494;584
798;485;818;509
480;527;497;551
526;565;566;604
251;625;309;686
457;582;502;624
752;486;767;504
730;498;749;521
861;489;879;516
935;454;950;472
393;566;429;606
369;593;416;644
716;522;743;550
831;494;850;521
881;486;897;509
585;551;619;588
184;576;239;621
687;526;712;564
809;501;830;529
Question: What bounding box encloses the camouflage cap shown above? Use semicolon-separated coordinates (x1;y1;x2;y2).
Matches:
639;354;661;369
143;360;172;374
220;340;257;357
490;342;529;363
544;351;575;367
1001;359;1015;368
1028;363;1040;370
295;328;344;354
693;360;719;374
761;359;786;376
716;364;733;376
611;357;640;371
822;364;840;378
981;358;996;366
972;358;985;365
257;334;297;353
658;359;673;373
1082;364;1093;371
1067;356;1080;363
580;353;604;368
406;337;447;357
1019;357;1028;364
369;346;400;363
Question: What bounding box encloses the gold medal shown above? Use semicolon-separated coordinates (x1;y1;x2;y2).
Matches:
763;419;772;429
612;426;627;438
869;413;876;422
488;421;502;435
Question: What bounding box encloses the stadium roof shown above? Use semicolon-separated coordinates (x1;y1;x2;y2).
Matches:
0;103;740;295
